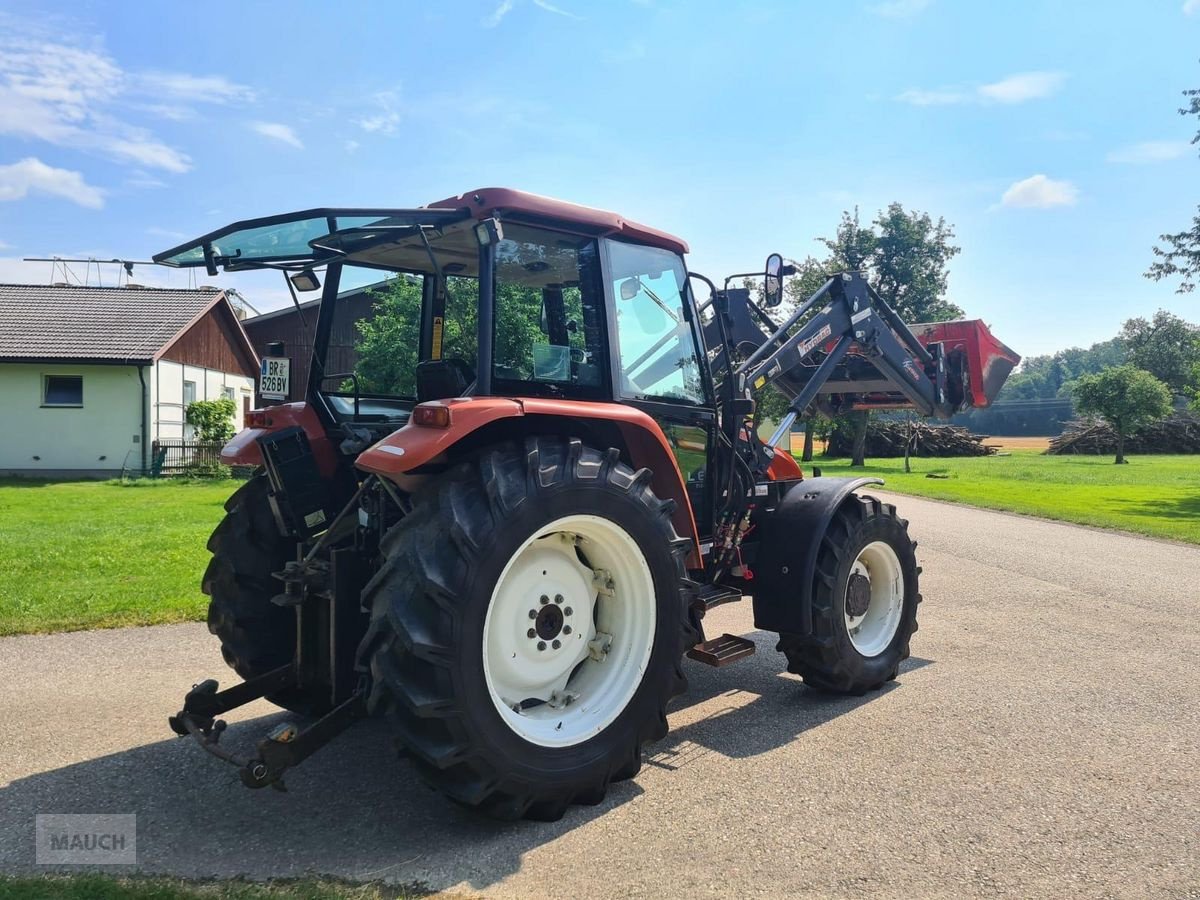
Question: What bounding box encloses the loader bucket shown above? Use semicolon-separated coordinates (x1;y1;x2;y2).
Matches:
911;319;1021;408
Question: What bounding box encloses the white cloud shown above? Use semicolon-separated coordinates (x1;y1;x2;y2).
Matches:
1185;0;1200;14
978;71;1066;103
482;0;579;26
1107;140;1191;164
482;0;514;26
251;121;303;149
0;27;254;175
869;0;932;17
135;72;255;104
898;70;1065;106
532;0;582;18
125;170;167;189
1000;174;1078;209
344;139;360;153
355;89;401;135
896;87;967;106
0;157;104;208
0;239;11;250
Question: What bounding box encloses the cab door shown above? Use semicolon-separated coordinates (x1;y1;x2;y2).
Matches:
603;239;716;536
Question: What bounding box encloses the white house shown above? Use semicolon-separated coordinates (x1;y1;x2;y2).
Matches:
0;283;260;477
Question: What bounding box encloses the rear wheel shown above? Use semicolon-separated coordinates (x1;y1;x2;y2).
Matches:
361;437;695;820
776;494;920;694
203;475;329;715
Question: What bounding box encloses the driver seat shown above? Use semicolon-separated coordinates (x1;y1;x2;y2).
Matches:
416;358;473;402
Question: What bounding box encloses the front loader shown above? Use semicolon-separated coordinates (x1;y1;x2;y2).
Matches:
157;188;1018;819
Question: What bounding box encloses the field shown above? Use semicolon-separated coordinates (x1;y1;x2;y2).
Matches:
0;478;234;637
1;450;1197;638
808;449;1200;544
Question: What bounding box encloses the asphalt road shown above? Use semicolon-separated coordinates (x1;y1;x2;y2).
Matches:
1;493;1197;898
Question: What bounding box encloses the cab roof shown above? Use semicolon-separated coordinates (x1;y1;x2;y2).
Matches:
152;188;687;271
426;187;689;255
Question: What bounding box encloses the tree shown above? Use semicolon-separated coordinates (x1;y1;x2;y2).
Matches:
185;398;238;443
1072;365;1172;464
1118;309;1200;396
1146;74;1200;292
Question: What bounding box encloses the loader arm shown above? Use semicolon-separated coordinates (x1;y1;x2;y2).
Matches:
704;271;1019;467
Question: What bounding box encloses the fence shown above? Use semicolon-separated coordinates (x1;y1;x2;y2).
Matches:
149;439;227;476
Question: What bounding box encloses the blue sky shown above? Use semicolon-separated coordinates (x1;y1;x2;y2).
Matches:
1;0;1198;357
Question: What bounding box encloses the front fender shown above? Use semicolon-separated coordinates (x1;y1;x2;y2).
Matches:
749;477;884;635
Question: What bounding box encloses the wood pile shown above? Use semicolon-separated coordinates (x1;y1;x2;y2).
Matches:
827;420;996;457
1047;412;1200;455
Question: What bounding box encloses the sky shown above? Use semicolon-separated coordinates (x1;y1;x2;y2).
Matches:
0;0;1198;359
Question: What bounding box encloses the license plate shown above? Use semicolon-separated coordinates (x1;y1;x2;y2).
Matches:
260;357;291;400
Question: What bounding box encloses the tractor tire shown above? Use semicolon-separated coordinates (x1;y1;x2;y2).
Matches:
202;475;328;716
360;437;695;821
776;494;920;695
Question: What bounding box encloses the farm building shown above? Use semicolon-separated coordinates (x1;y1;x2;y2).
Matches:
241;279;386;402
0;283;259;477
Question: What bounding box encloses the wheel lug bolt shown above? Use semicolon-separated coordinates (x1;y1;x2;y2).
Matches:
537;641;547;651
540;595;549;606
554;594;563;605
564;607;573;616
552;639;561;649
563;625;572;635
528;609;537;619
527;628;536;639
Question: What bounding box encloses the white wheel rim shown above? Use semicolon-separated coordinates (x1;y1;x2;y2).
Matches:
844;540;904;658
482;514;657;748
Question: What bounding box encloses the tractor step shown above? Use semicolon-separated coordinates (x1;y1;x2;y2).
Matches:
693;583;744;611
687;633;756;667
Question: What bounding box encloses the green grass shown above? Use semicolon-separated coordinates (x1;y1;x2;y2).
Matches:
805;450;1200;544
0;478;238;637
0;874;431;900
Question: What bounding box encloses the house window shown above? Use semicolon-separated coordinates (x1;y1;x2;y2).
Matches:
222;386;236;402
43;374;83;407
183;380;197;406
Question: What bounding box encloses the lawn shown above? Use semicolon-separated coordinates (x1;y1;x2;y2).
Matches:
806;450;1200;544
0;478;237;637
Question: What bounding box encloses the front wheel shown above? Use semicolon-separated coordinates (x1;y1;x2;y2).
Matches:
776;494;920;694
360;437;695;820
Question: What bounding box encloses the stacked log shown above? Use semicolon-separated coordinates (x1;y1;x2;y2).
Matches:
826;420;996;457
1047;412;1200;455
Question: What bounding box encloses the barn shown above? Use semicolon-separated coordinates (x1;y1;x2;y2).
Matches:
0;283;260;477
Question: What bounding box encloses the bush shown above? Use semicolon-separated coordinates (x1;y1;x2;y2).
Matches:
185;398;237;443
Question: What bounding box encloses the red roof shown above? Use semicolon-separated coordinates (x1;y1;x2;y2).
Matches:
426;187;689;255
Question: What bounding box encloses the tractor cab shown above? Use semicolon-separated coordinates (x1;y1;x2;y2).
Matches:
157;188;721;525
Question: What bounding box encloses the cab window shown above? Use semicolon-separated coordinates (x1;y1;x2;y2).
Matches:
492;224;608;397
608;241;705;405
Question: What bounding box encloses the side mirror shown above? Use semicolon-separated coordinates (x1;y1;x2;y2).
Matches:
764;253;784;308
619;277;640;301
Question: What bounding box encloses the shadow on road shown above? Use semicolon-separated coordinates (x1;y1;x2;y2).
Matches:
0;630;932;892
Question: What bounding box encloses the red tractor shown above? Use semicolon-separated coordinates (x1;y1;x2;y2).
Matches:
160;189;1017;820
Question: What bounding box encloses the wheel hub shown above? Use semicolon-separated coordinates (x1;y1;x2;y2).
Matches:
845;572;872;618
534;603;565;641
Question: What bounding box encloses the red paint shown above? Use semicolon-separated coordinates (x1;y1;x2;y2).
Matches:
219;402;338;476
425;188;690;256
356;397;700;561
765;446;804;481
909;319;1021;408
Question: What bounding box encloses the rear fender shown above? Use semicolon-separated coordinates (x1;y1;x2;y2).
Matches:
355;397;700;560
220;402;338;477
749;477;883;635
